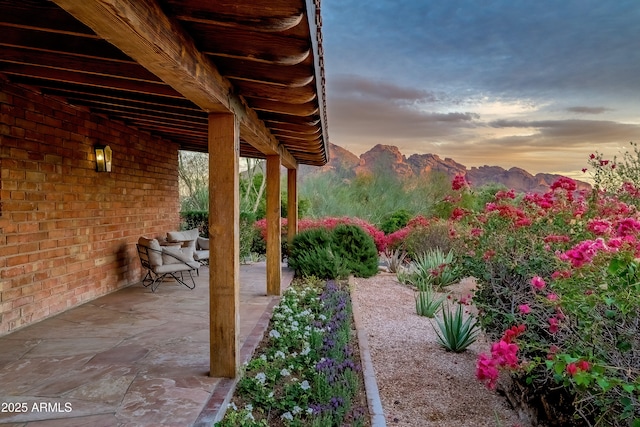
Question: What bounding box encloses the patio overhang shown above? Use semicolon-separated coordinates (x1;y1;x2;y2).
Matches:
0;0;329;168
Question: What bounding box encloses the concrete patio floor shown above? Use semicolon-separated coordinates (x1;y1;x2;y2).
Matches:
0;262;293;427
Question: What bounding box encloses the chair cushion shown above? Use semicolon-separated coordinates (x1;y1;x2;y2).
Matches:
194;249;209;262
167;228;199;252
154;262;200;274
197;236;209;250
138;236;163;266
161;246;195;265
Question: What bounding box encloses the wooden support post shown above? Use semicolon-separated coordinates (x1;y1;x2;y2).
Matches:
287;168;298;252
208;113;240;378
266;155;282;296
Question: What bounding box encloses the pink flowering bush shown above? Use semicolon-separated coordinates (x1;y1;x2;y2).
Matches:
254;216;387;256
450;168;640;426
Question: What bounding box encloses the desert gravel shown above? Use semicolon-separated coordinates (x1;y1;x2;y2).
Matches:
351;273;529;427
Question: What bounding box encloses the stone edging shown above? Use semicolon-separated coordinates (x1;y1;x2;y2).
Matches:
349;276;387;427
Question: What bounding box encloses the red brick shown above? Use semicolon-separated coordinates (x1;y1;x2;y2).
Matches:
1;80;181;335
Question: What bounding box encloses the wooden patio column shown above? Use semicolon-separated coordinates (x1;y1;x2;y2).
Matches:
287;168;298;251
208;113;240;378
266;155;282;295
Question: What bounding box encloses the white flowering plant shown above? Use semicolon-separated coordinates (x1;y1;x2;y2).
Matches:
216;277;366;426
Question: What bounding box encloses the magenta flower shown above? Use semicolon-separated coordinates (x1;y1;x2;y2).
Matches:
547;293;559;301
491;340;519;368
550;176;577;192
577;360;590;371
587;219;612;235
476;353;499;389
531;276;546;290
518;304;531;314
558;239;607;268
616;218;640;237
451;174;469;191
548;317;559;334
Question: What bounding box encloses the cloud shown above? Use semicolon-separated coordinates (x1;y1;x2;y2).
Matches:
321;0;640;175
488;119;640;143
323;0;640;100
327;76;480;152
330;74;440;103
566;106;613;115
442;119;640;173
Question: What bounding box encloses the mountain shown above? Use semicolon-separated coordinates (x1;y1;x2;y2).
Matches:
301;143;591;193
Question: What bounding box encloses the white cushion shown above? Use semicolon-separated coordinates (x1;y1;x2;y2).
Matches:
161;246;195;264
154;262;200;274
194;249;209;262
138;236;163;266
167;228;199;252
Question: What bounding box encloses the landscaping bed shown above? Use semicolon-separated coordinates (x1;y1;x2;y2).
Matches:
217;278;370;427
352;274;524;427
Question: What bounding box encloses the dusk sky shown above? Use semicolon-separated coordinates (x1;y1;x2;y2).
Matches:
321;0;640;179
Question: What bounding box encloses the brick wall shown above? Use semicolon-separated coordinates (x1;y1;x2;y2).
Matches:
0;78;182;335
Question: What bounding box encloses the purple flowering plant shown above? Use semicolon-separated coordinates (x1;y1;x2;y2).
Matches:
217;277;365;426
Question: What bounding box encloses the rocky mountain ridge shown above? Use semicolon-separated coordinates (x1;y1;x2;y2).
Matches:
302;143;591;194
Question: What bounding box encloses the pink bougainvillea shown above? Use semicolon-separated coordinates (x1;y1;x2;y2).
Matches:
451;174;469;191
518;304;531;314
558;238;608;268
550;176;577;193
476;354;500;389
587;219;613;235
566;360;590;377
531;276;546;290
477;324;525;389
615;217;640;237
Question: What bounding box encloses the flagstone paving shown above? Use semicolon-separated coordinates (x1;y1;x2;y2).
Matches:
0;263;292;426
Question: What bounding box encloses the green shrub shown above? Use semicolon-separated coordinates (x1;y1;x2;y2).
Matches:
240;211;257;262
288;228;335;277
380;209;412;234
404;223;453;257
331;224;379;278
288;225;379;279
292;246;349;279
180;210;208;236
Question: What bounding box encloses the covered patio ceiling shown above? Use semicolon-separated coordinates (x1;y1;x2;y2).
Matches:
0;0;328;168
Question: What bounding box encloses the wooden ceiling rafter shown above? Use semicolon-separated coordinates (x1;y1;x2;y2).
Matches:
50;0;300;169
0;0;328;167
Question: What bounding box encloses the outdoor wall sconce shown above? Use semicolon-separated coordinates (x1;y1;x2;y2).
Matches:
95;145;112;172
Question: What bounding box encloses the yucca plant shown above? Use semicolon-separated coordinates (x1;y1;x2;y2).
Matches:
413;249;459;289
415;283;447;318
434;303;479;352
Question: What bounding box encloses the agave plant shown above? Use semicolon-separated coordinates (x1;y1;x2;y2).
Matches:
415;282;447;318
413;249;459;289
434;303;479;352
382;248;408;273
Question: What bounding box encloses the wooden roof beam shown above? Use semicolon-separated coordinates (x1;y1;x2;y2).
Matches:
51;0;298;169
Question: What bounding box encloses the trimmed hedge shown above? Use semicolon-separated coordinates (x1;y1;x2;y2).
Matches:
288;224;379;279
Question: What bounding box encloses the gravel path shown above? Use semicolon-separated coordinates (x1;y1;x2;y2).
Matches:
351;274;528;427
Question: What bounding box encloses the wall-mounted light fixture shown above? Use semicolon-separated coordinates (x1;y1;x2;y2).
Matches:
94;145;112;172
